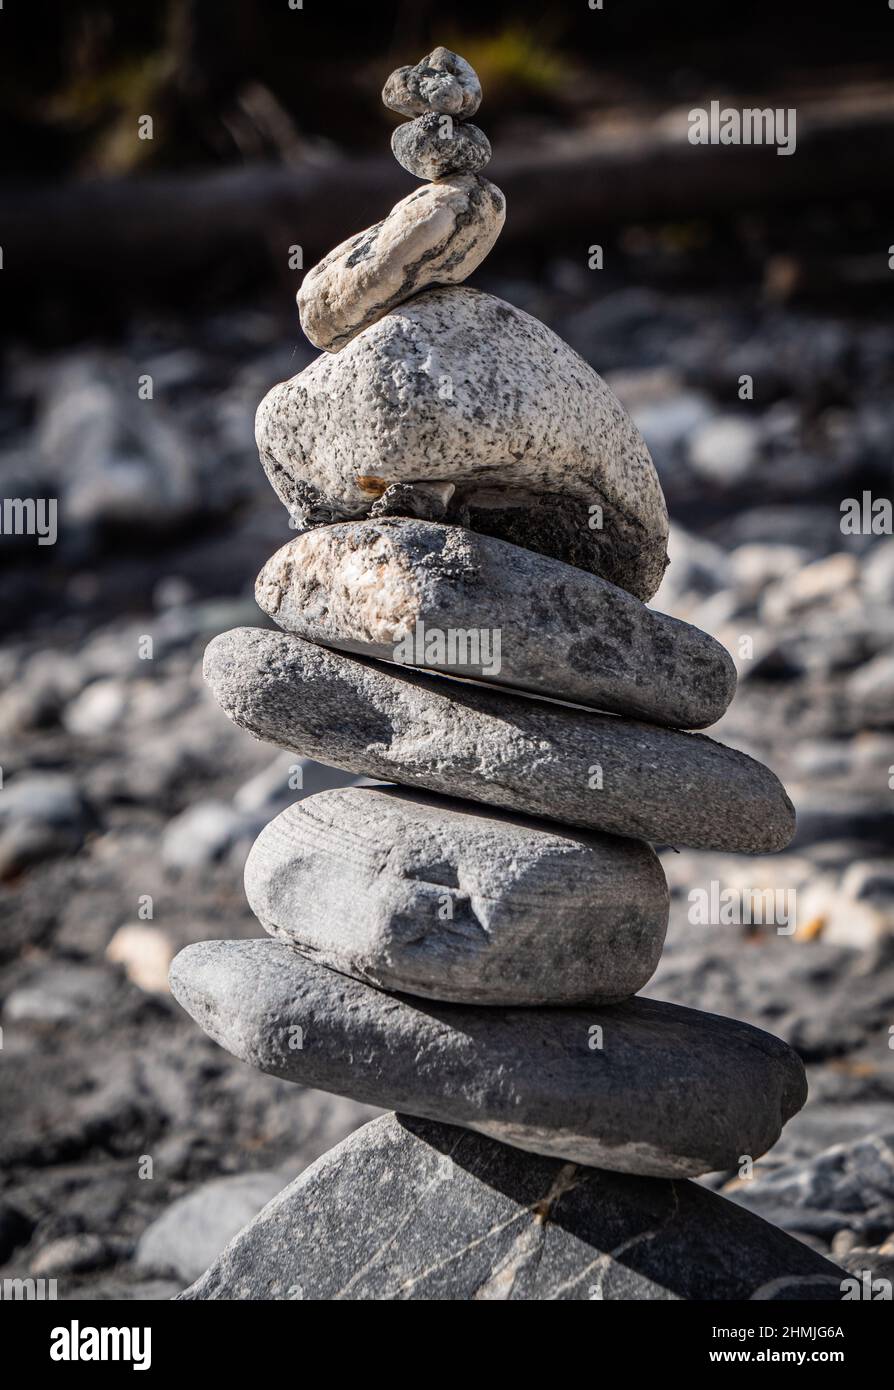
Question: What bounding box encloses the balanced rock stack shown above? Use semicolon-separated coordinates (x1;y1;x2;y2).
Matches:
172;50;846;1301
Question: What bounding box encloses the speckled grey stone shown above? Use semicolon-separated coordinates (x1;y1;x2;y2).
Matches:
391;113;491;180
297;177;505;353
256;287;669;600
203;627;796;853
382;48;481;119
243;786;669;1007
178;1113;847;1301
169;939;808;1176
256;517;736;729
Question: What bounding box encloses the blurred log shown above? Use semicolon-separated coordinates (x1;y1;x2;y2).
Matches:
3;89;894;326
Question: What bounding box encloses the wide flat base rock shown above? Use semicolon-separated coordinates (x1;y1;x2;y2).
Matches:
244;785;669;1007
204;627;795;853
170;939;807;1177
256;518;737;729
178;1113;847;1301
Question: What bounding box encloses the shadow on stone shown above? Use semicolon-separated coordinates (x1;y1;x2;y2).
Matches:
179;1113;847;1301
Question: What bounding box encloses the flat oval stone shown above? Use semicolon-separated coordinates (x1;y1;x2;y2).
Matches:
244;786;669;1007
382;47;481;119
256;518;737;729
391;114;491;180
179;1113;847;1302
169;939;808;1176
297;177;505;353
257;287;669;600
203;627;796;854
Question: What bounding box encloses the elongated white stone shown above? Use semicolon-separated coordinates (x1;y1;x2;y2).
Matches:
297;177;505;353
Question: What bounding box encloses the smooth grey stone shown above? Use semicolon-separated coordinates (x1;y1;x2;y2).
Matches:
256;287;669;601
204;628;796;853
0;772;89;830
63;677;127;736
841;858;894;903
0;820;85;878
297;176;505;352
382;48;481;119
29;355;202;540
863;538;894;605
169;939;808;1176
849;652;894;729
178;1113;847;1301
391;114;491;180
4;965;117;1024
161;799;253;871
244;786;669;1007
688;413;761;484
256;517;736;729
136;1170;289;1283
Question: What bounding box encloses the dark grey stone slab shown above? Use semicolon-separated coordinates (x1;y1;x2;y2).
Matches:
178;1113;846;1301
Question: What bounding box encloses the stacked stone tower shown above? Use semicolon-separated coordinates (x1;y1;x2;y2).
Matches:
172;49;846;1300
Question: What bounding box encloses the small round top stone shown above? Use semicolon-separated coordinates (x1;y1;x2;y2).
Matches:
383;47;482;119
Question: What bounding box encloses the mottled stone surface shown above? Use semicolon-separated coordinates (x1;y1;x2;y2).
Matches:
382;48;481;119
179;1114;847;1301
244;786;669;1006
391;114;491;180
297;177;505;353
204;628;796;853
170;939;807;1176
256;287;669;600
257;518;736;729
725;1131;894;1241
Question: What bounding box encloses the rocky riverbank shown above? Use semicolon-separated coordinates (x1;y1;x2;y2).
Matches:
1;273;893;1297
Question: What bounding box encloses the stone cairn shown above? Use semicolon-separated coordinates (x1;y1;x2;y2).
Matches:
172;49;847;1300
